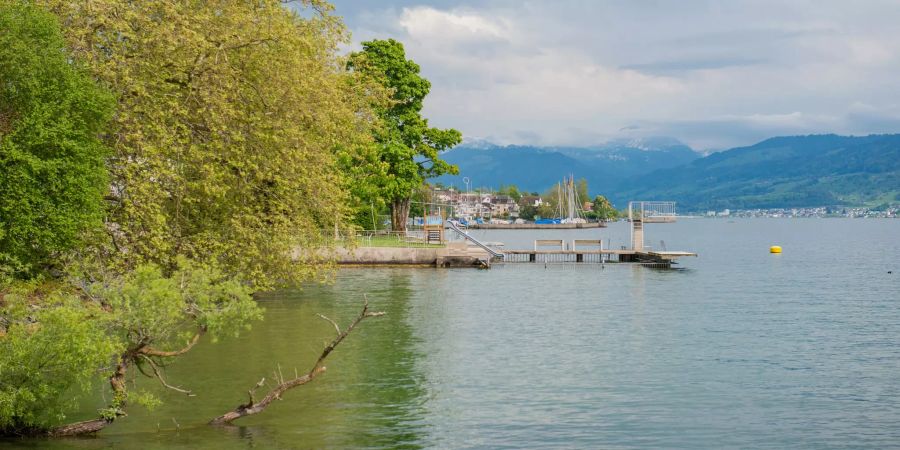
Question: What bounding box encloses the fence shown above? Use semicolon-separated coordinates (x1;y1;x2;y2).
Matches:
628;201;676;221
351;230;443;248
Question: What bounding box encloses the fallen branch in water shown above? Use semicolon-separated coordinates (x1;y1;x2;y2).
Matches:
208;296;384;425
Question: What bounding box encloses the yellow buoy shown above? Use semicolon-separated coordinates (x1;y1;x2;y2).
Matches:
770;245;782;253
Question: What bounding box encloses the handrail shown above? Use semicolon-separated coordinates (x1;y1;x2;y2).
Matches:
446;221;504;259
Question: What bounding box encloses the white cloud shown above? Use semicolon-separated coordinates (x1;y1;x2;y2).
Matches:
339;1;900;150
398;6;510;42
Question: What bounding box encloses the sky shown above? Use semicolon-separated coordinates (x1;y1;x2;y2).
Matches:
323;0;900;151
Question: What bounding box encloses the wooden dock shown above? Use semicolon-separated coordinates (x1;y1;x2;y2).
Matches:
500;248;697;266
447;201;697;268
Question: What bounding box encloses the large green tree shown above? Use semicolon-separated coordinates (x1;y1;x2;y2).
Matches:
40;0;379;289
1;0;383;436
0;2;113;279
348;39;461;232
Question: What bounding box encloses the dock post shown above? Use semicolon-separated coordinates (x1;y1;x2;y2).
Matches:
529;253;536;263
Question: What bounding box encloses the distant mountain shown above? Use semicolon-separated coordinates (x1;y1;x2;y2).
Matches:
616;134;900;210
435;134;900;211
435;137;700;193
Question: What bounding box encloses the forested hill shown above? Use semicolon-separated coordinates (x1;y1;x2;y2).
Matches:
616;134;900;210
436;134;900;211
434;138;700;192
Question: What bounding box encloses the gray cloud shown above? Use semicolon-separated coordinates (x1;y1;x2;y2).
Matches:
323;0;900;150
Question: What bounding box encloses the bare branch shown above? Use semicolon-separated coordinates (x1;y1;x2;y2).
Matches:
140;355;195;397
247;378;265;406
317;313;341;336
209;298;384;425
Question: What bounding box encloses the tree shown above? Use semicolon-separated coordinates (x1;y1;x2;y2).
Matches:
348;39;461;232
498;184;523;202
0;284;119;435
589;195;619;220
575;178;589;205
0;0;385;436
518;204;537;221
40;0;378;289
0;3;120;433
0;2;113;279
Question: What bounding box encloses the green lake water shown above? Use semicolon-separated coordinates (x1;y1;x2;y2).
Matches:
5;218;900;449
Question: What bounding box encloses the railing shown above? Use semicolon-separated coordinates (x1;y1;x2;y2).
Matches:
628;201;676;221
446;221;505;259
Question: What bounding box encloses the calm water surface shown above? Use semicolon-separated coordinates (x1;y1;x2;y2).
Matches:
8;219;900;449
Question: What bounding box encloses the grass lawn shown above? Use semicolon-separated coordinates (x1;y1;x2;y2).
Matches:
355;235;445;248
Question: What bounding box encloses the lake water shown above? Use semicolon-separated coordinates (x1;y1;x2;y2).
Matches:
9;219;900;449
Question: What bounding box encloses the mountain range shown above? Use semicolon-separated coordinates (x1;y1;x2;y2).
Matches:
434;134;900;211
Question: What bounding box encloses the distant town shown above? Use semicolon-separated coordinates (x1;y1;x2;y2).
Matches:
427;184;898;223
697;207;898;219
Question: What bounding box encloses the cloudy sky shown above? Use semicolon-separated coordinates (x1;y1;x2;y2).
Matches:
325;1;900;151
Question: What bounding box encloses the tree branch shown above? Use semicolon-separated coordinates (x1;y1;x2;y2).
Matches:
209;296;383;425
316;313;341;336
140;355;195;396
140;327;206;357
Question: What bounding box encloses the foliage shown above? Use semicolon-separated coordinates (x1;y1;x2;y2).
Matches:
518;204;537;221
575;178;589;204
39;0;380;289
0;258;262;434
99;258;262;351
0;2;113;279
348;39;461;231
0;285;120;433
1;0;378;436
498;185;523;202
587;195;619;220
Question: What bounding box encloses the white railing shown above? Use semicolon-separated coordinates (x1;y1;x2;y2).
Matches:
628;201;676;221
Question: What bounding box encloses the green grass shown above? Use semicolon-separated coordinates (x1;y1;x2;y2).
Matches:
355;235;445;248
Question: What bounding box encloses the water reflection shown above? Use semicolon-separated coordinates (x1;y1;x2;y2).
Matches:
12;219;900;449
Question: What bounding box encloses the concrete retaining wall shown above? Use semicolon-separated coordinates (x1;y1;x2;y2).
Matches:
335;246;487;267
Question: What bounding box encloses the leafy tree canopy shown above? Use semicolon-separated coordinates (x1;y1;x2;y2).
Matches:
40;0;380;289
1;0;380;435
589;195;619;220
0;2;113;279
348;39;461;231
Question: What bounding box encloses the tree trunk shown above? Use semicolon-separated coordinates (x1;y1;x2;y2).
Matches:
390;198;411;233
49;418;111;437
47;351;131;437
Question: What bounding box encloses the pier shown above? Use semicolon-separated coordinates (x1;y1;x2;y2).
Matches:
337;201;696;268
451;200;697;268
500;246;696;267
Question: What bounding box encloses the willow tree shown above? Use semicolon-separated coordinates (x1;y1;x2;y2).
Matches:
348;39;461;232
